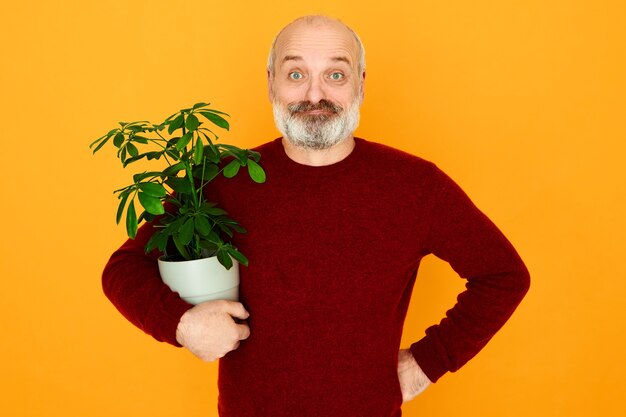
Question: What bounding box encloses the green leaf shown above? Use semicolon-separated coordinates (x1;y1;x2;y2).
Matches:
223;159;241;178
194;215;211;236
207;230;220;242
126;142;139;157
179;218;195;245
163;216;184;234
199;240;218;255
176;132;193;151
185;114;200;131
172;234;191;260
90;128;117;148
201;201;217;210
138;211;155;223
138;182;167;197
126;200;138;239
133;171;161;183
113;132;125;148
162;162;185;177
116;192;129;225
248;150;261;162
145;231;168;253
164;111;179;123
164;147;181;160
123;153;149;166
227;247;249;267
165;197;182;207
221;149;246;163
199;111;230;131
204;144;220;163
127;125;143;132
192;102;209;110
247;159;266;183
228;223;247;234
146;151;162;160
206;207;228;216
217;249;234;270
164;177;192;194
199;129;216;142
201;108;229;116
219;145;249;163
138;192;165;215
194;137;204;165
132;135;149;144
192;163;219;181
217;223;234;238
91;136;110;154
219;144;244;152
168;114;184;134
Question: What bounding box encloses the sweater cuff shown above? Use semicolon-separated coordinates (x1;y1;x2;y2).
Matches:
151;294;193;347
409;334;450;383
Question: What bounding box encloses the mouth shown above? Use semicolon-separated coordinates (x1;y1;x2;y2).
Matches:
301;109;334;115
288;99;342;117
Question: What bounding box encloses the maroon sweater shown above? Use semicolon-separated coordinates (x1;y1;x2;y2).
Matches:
103;137;530;417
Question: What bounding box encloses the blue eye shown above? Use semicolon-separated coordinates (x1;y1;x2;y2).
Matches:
330;72;344;80
289;72;303;80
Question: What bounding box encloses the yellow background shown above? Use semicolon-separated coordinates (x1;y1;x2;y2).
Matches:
1;0;624;416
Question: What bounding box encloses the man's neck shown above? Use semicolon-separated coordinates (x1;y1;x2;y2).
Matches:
281;136;356;167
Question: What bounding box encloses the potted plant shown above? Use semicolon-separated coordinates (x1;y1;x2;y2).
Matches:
90;101;265;304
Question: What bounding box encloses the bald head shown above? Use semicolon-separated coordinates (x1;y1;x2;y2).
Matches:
267;15;365;78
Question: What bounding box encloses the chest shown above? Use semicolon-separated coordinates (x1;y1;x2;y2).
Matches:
215;174;428;310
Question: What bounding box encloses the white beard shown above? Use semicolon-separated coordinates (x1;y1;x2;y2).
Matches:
272;97;361;150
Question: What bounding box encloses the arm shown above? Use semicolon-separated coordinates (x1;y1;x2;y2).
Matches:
102;219;193;346
398;348;432;402
102;216;252;359
409;164;530;383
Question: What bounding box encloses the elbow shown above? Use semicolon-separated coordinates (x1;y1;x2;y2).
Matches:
101;251;121;302
510;261;531;305
518;260;531;295
101;247;135;303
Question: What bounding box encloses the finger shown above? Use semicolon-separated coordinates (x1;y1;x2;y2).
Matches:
237;323;251;340
223;301;250;320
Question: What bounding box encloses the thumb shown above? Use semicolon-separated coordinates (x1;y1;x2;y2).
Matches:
223;301;250;320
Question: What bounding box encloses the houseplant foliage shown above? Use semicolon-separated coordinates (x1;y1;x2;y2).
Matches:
90;102;265;270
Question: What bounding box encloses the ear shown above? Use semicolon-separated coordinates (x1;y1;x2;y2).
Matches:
267;69;274;102
359;71;366;102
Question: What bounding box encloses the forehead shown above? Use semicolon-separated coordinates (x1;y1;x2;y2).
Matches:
274;21;358;69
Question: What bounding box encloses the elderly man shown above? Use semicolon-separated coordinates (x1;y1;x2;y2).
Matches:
103;15;529;417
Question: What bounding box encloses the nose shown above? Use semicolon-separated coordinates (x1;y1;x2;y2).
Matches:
304;76;326;104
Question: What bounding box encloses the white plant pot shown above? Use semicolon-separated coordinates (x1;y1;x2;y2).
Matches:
158;256;239;305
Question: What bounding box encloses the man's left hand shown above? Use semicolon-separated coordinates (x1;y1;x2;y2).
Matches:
397;348;432;403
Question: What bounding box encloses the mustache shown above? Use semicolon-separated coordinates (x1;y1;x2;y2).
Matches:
287;99;343;114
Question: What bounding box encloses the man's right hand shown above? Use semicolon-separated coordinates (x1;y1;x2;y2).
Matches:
175;300;251;362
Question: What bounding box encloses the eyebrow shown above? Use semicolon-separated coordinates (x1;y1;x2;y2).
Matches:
281;55;352;67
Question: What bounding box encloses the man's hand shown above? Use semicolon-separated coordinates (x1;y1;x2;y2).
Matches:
397;348;431;403
175;299;251;362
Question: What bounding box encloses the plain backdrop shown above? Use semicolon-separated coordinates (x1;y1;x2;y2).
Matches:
1;1;624;416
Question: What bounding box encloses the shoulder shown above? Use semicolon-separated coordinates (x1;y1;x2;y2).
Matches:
355;137;469;199
355;137;440;176
251;137;282;154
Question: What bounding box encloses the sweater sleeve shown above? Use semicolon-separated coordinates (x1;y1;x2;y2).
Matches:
102;218;193;346
409;163;530;383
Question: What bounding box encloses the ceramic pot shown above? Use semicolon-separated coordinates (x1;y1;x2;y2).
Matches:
158;256;239;304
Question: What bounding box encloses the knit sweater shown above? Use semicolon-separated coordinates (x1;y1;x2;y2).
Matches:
102;137;530;417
